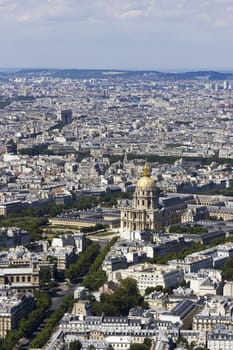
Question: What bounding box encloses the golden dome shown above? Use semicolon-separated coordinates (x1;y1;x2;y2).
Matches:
136;164;155;190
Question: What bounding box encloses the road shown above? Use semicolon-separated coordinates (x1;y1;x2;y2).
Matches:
50;282;77;311
16;281;78;350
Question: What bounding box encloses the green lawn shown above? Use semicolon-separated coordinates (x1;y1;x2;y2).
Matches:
94;231;117;237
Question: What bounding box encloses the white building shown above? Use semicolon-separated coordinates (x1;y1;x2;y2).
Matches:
224;281;233;298
185;269;223;296
109;263;184;294
208;327;233;350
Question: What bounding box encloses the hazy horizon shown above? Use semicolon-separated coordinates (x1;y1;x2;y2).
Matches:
1;67;233;74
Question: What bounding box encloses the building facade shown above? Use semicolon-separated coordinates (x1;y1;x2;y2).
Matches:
120;165;160;231
0;290;35;337
0;263;39;293
120;165;186;231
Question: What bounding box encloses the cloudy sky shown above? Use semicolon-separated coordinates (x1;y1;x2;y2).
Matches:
0;0;233;71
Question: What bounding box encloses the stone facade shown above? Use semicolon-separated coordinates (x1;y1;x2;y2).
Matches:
120;165;186;231
0;290;35;337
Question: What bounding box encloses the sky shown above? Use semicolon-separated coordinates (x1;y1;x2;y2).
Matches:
0;0;233;71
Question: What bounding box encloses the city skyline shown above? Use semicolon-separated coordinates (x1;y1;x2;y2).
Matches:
0;0;233;71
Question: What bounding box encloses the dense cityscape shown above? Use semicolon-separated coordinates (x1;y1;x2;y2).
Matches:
1;69;233;350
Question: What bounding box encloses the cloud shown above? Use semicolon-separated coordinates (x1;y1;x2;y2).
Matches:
0;0;71;23
119;10;144;19
0;0;233;70
0;0;232;29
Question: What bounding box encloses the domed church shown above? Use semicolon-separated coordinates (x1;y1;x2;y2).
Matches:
120;164;187;231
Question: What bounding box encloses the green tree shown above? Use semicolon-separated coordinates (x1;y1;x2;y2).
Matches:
143;338;152;348
65;242;100;282
87;345;96;350
222;257;233;281
144;287;157;295
70;340;82;350
39;267;52;287
82;236;118;291
0;291;50;350
187;341;197;350
49;204;64;217
176;336;188;347
92;278;147;316
169;224;208;235
0;215;48;241
129;344;148;350
129;338;152;350
91;302;119;316
30;293;74;348
154;285;163;292
224;257;233;269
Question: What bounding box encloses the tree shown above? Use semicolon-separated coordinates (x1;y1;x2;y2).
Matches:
70;340;82;350
49;204;64;217
187;341;197;350
0;291;50;350
39;267;52;287
129;338;152;350
92;302;119;316
30;293;74;348
224;268;233;281
82;236;118;291
87;345;95;350
129;344;148;350
222;257;233;281
92;278;147;316
144;287;157;295
176;336;188;347
154;285;163;292
143;338;152;348
224;257;233;269
65;242;100;282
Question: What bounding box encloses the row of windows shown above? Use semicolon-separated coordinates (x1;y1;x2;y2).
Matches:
8;275;33;283
194;319;231;323
65;328;153;337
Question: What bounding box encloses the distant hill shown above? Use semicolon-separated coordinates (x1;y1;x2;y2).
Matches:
3;68;233;80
